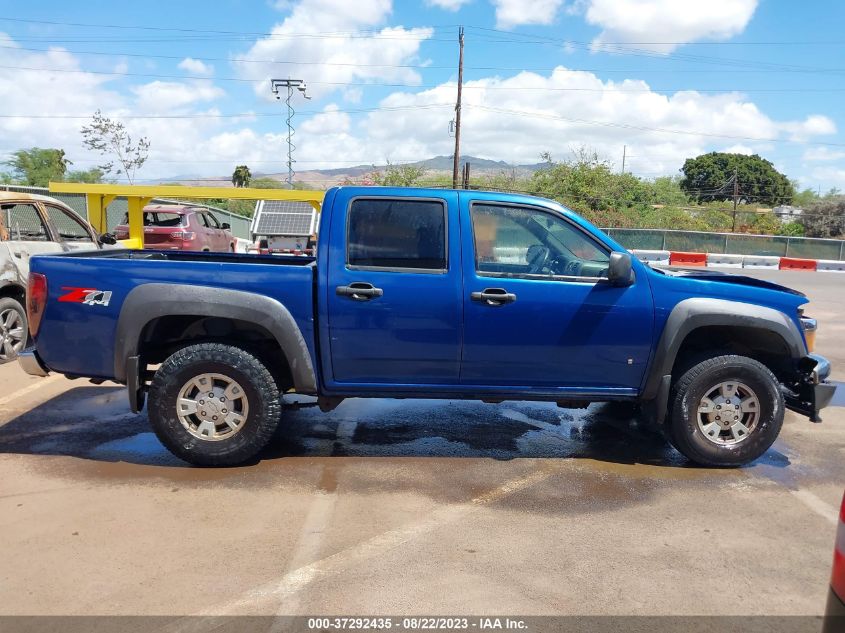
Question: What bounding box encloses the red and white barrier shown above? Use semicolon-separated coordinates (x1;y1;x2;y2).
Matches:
631;249;845;273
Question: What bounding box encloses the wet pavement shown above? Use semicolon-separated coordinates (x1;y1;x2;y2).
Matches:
0;269;843;618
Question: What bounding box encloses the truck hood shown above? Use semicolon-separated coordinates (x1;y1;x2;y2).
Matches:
656;268;806;297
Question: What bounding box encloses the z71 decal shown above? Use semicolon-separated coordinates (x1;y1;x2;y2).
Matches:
59;287;113;307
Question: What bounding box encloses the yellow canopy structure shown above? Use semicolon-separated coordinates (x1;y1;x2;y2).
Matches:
49;182;324;250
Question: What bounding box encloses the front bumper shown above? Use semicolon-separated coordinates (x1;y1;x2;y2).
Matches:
784;353;836;422
18;348;50;377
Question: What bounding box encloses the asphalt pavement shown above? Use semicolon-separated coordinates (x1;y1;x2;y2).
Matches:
0;268;842;620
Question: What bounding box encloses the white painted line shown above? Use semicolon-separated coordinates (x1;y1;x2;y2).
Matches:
162;464;561;627
0;374;64;408
790;489;839;526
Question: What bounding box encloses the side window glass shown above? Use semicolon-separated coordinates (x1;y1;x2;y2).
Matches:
198;213;210;228
43;205;94;242
471;204;610;279
1;203;50;241
205;212;220;228
347;198;447;271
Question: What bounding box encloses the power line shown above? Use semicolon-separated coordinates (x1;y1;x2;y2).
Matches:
4;63;845;93
4;45;843;74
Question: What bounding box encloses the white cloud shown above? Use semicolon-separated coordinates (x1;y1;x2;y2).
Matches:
131;81;225;112
232;0;433;100
178;57;214;76
492;0;565;29
426;0;471;10
583;0;758;53
803;147;845;162
810;166;845;189
782;114;837;142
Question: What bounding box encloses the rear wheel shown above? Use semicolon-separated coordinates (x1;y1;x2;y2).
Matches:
148;343;282;466
667;355;783;467
0;297;27;364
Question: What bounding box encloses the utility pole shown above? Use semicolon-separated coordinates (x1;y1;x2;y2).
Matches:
731;167;739;232
621;145;626;174
271;78;310;189
451;26;464;189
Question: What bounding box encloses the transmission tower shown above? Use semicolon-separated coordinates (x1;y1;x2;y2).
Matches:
271;78;311;188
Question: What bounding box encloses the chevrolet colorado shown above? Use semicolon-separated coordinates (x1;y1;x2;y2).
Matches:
19;187;835;466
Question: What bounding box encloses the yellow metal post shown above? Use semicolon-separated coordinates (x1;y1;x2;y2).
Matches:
49;183;325;250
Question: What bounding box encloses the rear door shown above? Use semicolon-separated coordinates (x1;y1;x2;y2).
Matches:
325;191;462;387
204;211;228;251
0;202;63;280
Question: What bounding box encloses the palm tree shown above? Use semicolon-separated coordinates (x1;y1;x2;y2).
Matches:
232;165;251;188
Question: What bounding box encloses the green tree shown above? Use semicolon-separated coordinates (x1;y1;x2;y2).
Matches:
81;110;150;184
232;165;251;188
3;147;70;186
799;197;845;238
371;162;427;187
65;167;105;183
680;152;793;206
251;177;285;189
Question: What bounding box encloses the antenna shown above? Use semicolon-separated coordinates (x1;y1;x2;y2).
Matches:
270;78;310;189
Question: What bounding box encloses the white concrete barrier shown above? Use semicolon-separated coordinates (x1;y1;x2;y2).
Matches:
706;253;744;268
816;259;845;272
742;255;781;269
632;249;670;266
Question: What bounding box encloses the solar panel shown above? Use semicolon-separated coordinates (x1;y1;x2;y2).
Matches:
253;201;315;236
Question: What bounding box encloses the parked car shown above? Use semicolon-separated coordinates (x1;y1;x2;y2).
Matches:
113;204;234;252
824;492;845;633
0;191;101;363
20;187;835;466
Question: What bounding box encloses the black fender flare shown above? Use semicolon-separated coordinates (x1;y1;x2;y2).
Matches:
640;297;805;422
114;283;317;394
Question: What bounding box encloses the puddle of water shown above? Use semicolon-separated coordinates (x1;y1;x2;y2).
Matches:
87;432;183;466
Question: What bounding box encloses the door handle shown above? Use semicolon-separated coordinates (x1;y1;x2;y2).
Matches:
471;288;517;306
336;282;384;301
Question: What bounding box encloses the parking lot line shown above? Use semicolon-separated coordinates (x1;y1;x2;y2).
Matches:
163;463;563;627
0;374;64;408
790;489;839;526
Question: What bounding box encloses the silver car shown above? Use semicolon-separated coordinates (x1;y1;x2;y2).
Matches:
0;191;102;363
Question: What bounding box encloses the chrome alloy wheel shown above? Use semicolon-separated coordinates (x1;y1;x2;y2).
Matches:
697;381;760;446
0;307;25;361
176;373;250;441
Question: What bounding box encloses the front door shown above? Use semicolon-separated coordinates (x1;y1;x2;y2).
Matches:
325;191;462;387
459;195;654;392
0;202;63;281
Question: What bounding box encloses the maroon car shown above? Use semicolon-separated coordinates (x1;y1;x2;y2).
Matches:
114;204;234;252
824;492;845;632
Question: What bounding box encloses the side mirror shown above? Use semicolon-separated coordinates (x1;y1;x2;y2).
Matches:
607;251;634;287
221;223;231;230
98;232;118;246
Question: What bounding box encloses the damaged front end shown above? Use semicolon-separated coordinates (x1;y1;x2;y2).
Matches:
784;353;836;423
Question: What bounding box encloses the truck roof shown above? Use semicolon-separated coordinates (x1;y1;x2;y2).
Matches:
0;190;74;207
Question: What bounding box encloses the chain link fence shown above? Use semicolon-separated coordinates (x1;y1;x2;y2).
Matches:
604;228;845;261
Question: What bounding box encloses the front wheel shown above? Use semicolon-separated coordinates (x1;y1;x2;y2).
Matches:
667;355;784;467
148;343;282;466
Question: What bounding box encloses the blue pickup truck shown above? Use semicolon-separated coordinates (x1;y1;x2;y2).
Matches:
19;187;835;466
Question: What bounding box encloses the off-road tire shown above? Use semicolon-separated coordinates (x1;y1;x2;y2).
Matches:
667;354;784;467
0;296;27;364
148;343;281;466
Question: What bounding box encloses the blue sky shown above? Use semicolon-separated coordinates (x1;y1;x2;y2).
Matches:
1;0;844;190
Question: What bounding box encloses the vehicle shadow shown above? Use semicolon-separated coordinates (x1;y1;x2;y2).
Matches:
0;385;790;471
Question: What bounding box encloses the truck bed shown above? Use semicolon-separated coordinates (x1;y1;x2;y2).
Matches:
29;249;317;381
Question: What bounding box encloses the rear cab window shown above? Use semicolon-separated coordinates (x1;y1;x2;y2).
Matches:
347;198;447;272
123;212;185;227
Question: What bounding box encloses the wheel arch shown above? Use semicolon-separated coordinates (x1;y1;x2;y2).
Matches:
640;298;805;424
115;284;317;395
